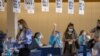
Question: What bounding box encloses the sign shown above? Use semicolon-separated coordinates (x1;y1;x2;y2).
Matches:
56;0;62;13
41;0;49;12
13;0;21;13
0;0;5;11
68;0;74;14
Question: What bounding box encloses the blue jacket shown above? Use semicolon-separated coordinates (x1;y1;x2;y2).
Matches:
49;35;61;47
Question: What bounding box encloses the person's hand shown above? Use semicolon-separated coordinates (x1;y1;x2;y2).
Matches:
53;23;57;28
54;23;57;26
73;39;76;41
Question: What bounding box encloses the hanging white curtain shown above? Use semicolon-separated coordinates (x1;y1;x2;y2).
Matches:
0;0;5;11
13;0;21;13
79;0;85;15
56;0;62;13
41;0;49;12
68;0;74;14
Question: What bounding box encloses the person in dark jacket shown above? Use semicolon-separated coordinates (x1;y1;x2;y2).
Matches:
63;23;78;56
0;31;6;56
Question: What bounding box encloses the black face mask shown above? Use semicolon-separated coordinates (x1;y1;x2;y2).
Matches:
97;26;100;29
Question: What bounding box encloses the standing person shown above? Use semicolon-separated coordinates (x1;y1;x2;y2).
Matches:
49;24;62;48
78;30;90;46
63;23;78;56
92;35;100;56
16;19;32;56
91;19;100;38
78;30;91;56
88;19;100;50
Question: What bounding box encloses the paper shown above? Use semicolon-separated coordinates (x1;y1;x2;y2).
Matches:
27;9;34;14
41;0;49;12
68;41;73;44
13;0;21;13
24;0;28;10
25;0;34;14
79;0;85;15
56;0;62;13
0;0;5;11
68;0;74;14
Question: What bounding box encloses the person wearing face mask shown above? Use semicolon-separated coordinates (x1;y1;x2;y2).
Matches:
78;30;90;56
34;32;43;47
16;19;33;56
29;32;43;50
48;24;62;48
78;30;88;46
63;23;78;56
91;19;100;39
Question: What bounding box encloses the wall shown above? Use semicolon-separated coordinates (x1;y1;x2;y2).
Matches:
0;4;7;32
0;2;100;44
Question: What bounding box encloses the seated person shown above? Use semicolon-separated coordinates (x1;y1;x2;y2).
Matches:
48;24;62;48
29;32;43;50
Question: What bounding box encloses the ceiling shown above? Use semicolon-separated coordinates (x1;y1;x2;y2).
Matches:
20;0;100;2
5;0;100;2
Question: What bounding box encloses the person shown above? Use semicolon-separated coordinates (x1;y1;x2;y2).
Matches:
78;30;91;56
3;37;16;56
63;23;78;56
91;19;100;38
78;30;90;46
92;35;100;56
29;32;43;50
88;19;100;50
0;30;6;56
49;24;62;47
16;19;32;56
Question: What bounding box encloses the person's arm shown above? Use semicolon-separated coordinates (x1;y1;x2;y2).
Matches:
16;30;22;41
90;28;96;37
25;29;33;44
52;23;57;35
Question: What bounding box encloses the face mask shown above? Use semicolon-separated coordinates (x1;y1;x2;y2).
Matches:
68;28;73;32
83;32;86;36
38;35;43;39
55;33;60;38
18;24;23;30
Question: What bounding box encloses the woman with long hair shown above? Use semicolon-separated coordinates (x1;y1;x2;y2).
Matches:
16;19;32;56
63;22;78;56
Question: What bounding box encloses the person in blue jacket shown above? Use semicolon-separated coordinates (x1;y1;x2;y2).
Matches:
49;23;62;47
